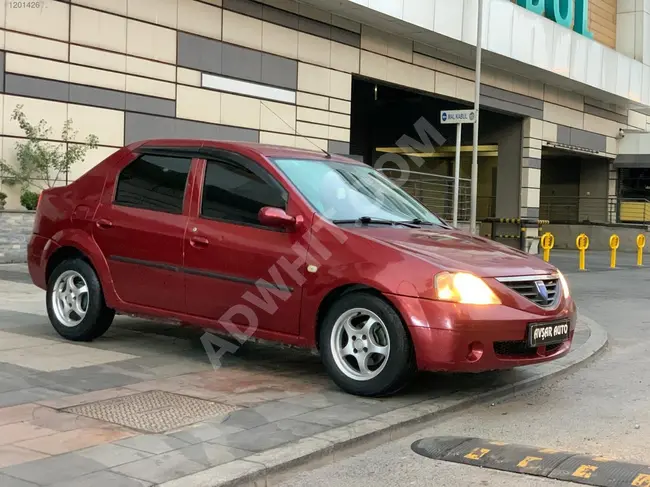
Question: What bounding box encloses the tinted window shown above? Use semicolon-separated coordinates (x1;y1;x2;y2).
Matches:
114;154;192;214
201;159;287;226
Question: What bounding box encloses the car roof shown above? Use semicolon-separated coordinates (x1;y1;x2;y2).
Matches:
133;138;363;165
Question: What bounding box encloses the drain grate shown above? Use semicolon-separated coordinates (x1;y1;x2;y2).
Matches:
63;390;241;433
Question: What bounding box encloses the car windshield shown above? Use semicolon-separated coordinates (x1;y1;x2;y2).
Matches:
271;157;445;226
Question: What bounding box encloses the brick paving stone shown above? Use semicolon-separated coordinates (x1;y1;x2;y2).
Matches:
77;443;153;468
33;368;143;393
0;363;39;379
168;422;245;444
0;422;57;446
217;408;271;430
0;473;39;486
277;390;378;409
175;442;251;467
291;404;373;428
0;404;39;427
246;399;314;422
35;387;138;409
210;419;329;453
217;388;311;406
0;377;32;394
0;388;70;408
115;434;191;455
0;445;48;469
48;470;152;487
16;427;136;455
110;450;207;484
0;452;106;485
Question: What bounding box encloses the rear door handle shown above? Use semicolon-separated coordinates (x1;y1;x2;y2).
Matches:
190;236;209;248
96;219;113;229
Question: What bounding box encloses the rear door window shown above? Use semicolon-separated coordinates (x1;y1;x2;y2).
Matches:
114;154;192;214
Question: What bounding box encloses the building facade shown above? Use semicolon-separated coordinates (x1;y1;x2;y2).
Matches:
0;0;649;251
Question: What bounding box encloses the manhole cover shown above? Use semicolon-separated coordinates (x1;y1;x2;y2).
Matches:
63;390;241;433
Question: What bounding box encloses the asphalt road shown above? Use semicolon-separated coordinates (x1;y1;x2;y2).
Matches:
279;250;650;487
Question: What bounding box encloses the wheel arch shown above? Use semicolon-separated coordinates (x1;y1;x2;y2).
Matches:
45;229;117;308
314;284;413;351
46;246;97;284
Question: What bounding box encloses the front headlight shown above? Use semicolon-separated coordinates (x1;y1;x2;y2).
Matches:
557;270;570;299
434;272;501;305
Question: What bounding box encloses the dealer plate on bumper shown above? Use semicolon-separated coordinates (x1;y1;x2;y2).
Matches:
527;320;569;347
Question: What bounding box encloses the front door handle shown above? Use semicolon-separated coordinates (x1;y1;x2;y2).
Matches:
96;219;113;229
190;236;209;248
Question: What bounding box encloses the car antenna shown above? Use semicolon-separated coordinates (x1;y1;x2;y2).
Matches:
261;100;332;158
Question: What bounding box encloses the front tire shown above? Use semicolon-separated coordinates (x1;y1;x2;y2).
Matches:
320;292;415;397
46;258;115;341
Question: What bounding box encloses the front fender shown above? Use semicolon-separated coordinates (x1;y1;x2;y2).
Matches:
299;263;423;347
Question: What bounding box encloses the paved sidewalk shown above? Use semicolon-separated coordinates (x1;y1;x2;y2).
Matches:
0;264;597;487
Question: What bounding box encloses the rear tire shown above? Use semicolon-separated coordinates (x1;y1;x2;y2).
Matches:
46;258;115;341
319;292;416;397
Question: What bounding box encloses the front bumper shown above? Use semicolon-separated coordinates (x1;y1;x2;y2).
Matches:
386;293;577;372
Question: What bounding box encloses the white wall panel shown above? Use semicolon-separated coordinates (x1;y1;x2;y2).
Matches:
617;55;632;98
551;24;571;77
511;6;535;65
629;61;643;102
570;35;588;84
403;0;434;30
433;0;463;41
486;0;512;57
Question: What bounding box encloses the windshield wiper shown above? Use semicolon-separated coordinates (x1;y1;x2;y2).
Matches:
406;218;451;228
332;216;420;228
408;218;433;225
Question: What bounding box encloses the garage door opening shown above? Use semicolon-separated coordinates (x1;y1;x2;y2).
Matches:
349;76;522;223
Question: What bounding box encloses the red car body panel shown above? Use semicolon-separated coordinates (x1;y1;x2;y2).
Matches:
27;139;577;372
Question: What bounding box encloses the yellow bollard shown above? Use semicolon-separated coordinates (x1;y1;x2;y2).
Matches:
540;232;555;262
576;233;589;271
609;234;619;269
637;234;646;267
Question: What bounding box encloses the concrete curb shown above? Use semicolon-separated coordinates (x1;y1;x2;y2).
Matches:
158;315;608;487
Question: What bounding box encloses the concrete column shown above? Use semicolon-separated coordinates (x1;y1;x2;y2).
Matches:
617;1;650;65
521;118;544;254
494;121;523;219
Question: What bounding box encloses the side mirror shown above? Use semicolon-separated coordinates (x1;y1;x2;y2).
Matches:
258;207;297;230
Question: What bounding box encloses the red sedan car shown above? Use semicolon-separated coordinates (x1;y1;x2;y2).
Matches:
27;139;576;397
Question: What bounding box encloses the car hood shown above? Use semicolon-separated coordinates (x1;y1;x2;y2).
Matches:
344;225;558;278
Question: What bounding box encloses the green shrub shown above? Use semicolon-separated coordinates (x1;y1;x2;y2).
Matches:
20;190;39;211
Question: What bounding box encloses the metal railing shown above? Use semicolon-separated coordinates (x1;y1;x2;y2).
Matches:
539;196;650;224
378;169;472;222
539;196;617;223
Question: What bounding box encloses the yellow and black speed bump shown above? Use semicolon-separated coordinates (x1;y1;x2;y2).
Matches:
411;437;650;486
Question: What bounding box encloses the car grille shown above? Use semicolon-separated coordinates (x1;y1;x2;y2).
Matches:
493;340;532;356
493;340;563;357
496;275;560;308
